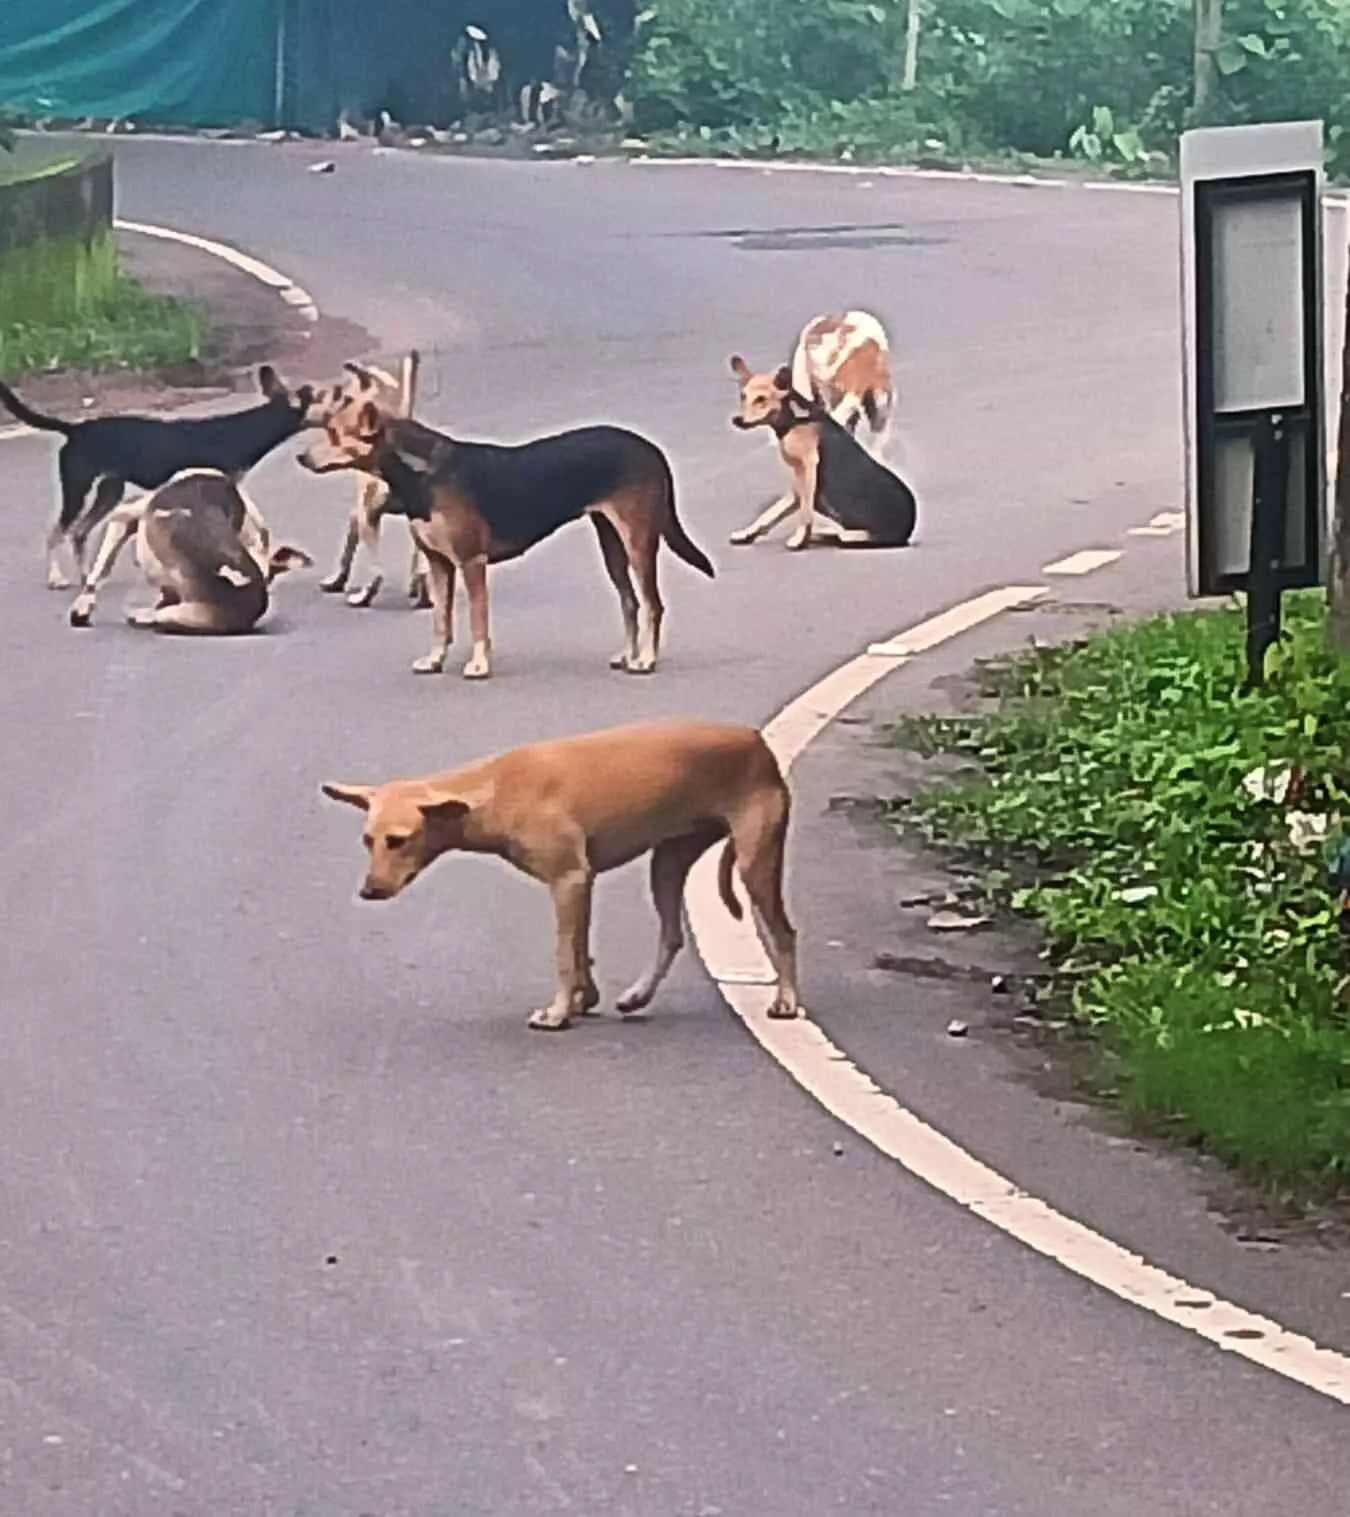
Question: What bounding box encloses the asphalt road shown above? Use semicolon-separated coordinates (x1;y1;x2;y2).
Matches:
2;139;1347;1515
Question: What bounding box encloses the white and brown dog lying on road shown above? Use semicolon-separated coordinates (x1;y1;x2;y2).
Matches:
322;719;800;1031
68;469;311;633
729;308;896;547
319;352;431;608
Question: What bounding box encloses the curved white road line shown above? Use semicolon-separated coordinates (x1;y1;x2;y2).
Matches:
113;219;320;323
0;220;319;443
685;584;1350;1407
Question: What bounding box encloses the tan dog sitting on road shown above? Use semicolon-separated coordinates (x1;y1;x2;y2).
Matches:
727;356;917;552
68;469;312;633
321;720;800;1031
729;308;896;547
318;353;431;608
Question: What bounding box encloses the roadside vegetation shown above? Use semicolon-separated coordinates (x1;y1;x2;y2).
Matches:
890;594;1350;1195
628;0;1350;178
0;130;201;380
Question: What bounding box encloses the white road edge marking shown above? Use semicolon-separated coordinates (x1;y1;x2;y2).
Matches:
1042;547;1123;576
0;220;320;444
1128;511;1186;539
685;587;1350;1407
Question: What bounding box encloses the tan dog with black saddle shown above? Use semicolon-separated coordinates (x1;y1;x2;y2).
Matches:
318;353;430;608
321;719;799;1031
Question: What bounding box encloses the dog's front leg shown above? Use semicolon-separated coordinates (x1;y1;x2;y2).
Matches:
411;548;455;674
459;554;491;680
407;533;431;608
320;509;361;596
346;480;389;609
528;867;598;1031
784;452;820;552
69;500;144;627
728;491;797;546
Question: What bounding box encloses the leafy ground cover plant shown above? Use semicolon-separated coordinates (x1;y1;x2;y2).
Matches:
890;592;1350;1193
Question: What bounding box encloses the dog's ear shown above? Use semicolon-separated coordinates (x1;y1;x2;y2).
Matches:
772;364;793;391
342;361;381;394
354;399;382;438
728;355;751;381
321;782;376;811
418;795;470;827
269;544;314;578
258;365;289;401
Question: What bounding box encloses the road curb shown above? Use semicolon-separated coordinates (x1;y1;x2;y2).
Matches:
0;221;320;444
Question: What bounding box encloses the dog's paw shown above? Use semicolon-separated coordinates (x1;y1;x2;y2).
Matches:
68;599;93;628
409;581;431;609
766;994;801;1020
461;655;491;681
784;526;811;552
346;582;379;609
616;982;653;1015
318;573;349;594
612;652;656;675
527;1007;571;1032
411;654;445;675
48;573;72;592
728;527;758;546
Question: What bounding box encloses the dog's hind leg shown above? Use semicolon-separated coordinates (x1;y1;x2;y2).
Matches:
729;796;800;1020
129;601;233;635
590;514;641;670
617;828;720;1014
47;453;99;588
603;500;663;673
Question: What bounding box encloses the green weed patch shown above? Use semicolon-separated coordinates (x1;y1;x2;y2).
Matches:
891;594;1350;1193
0;231;201;378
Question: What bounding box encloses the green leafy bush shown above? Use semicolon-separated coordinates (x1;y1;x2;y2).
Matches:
891;594;1350;1190
630;0;1350;176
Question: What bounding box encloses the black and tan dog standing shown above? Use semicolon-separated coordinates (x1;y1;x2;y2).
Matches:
299;398;715;680
322;719;800;1030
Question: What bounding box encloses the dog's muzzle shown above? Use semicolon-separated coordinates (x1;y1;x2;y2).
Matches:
358;881;394;901
730;415;750;430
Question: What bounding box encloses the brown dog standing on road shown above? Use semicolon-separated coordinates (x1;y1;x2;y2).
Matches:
321;720;799;1031
299;399;714;681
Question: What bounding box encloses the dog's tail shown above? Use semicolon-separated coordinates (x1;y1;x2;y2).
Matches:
658;459;715;579
717;840;744;921
0;380;73;434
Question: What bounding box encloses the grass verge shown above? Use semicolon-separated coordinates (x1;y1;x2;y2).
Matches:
890;593;1350;1196
0;231;202;379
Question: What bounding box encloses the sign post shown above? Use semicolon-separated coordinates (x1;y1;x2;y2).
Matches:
1180;120;1326;688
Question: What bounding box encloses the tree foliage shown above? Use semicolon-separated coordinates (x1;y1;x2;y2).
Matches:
629;0;1350;174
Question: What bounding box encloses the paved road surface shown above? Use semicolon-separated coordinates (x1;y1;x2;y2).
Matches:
1;140;1346;1515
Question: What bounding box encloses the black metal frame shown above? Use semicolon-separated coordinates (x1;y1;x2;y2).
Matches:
1191;168;1324;685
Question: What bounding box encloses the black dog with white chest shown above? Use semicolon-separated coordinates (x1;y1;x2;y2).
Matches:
0;365;326;590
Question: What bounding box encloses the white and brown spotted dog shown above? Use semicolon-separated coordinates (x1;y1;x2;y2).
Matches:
729;309;895;547
319;352;431;608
